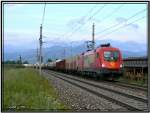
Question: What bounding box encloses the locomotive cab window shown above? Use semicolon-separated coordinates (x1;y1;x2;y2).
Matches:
104;51;119;61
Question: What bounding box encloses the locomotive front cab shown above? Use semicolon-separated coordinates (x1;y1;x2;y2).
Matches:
99;48;123;80
102;50;122;69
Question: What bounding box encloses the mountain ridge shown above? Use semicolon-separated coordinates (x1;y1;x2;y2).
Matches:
4;39;147;63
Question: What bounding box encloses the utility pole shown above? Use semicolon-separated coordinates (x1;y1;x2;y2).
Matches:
39;24;43;75
64;48;66;59
71;42;73;66
92;23;95;50
19;55;22;64
36;47;39;69
38;3;46;75
85;23;95;51
71;42;72;57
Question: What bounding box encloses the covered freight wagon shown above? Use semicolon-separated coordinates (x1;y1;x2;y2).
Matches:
56;59;66;71
83;50;95;72
47;61;56;70
65;55;78;72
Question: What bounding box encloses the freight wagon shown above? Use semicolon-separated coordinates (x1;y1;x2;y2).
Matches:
56;59;66;72
46;43;123;80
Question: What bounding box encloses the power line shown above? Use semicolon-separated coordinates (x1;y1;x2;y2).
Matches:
95;4;124;25
61;4;98;38
41;3;46;25
40;4;146;62
87;4;107;21
44;4;105;43
81;4;124;34
96;8;146;35
104;4;124;19
39;3;46;75
66;4;107;39
98;16;146;38
66;4;123;40
80;4;98;22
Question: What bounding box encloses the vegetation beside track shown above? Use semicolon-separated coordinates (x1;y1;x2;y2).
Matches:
117;75;148;87
3;65;69;111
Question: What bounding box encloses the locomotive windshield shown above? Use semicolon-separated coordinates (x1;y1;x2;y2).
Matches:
104;51;119;61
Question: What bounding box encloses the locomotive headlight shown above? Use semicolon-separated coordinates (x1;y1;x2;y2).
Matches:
102;64;105;67
120;64;123;68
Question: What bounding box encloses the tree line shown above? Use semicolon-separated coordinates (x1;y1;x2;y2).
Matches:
3;60;29;64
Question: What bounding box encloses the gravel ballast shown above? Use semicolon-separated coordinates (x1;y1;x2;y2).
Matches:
42;71;128;111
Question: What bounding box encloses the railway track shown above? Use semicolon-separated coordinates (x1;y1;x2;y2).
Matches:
76;74;147;92
113;81;147;92
87;79;147;92
47;69;147;93
50;71;147;103
64;71;147;92
43;69;148;111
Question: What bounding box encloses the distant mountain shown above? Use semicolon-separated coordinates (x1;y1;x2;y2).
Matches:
3;39;147;63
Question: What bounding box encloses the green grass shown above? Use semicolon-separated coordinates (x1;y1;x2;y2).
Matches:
3;66;70;111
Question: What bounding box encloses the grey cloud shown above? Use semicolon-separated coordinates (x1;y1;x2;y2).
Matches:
127;23;139;29
91;18;101;23
116;17;127;24
116;17;139;30
67;17;85;29
67;16;102;30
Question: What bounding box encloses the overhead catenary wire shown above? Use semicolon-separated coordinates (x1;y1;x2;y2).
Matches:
98;4;124;21
96;8;146;35
43;41;82;60
63;4;124;40
66;4;107;39
48;5;145;43
79;4;98;23
67;4;146;43
63;6;146;55
41;3;46;26
45;4;106;42
87;4;107;21
42;4;99;55
41;4;146;61
80;4;124;39
95;4;124;25
97;16;146;39
61;4;98;38
39;3;46;74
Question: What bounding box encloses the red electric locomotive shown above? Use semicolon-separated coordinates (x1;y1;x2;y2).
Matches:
76;43;123;80
48;43;123;80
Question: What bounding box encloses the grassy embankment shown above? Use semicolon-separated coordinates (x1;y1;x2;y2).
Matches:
117;76;147;87
3;65;69;111
117;73;148;87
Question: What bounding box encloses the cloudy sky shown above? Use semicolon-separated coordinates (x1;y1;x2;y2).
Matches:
4;2;148;51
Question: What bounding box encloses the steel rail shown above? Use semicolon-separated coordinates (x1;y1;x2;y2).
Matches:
113;81;147;92
43;70;147;111
46;69;147;92
48;70;147;103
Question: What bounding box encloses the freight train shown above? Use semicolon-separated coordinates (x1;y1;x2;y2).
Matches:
45;43;123;80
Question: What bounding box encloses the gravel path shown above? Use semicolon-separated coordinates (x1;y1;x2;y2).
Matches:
42;71;128;111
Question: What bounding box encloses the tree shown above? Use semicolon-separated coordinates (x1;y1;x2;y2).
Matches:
47;58;52;63
4;60;16;64
23;61;29;64
16;60;21;64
